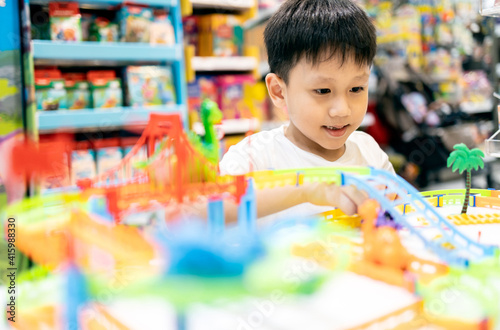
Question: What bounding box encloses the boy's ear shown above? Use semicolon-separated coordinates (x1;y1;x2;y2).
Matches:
265;73;287;109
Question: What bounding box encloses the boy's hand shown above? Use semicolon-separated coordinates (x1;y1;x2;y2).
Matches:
302;182;369;216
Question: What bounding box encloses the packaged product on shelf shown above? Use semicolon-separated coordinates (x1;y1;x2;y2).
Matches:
243;81;268;122
31;7;51;40
63;72;91;110
70;149;96;186
183;16;199;55
81;13;94;41
187;75;218;122
459;70;493;111
89;17;119;42
123;145;147;179
150;9;175;45
217;75;255;119
96;147;124;182
49;2;82;42
87;71;123;109
34;69;67;111
117;3;153;43
125;66;176;107
198;14;244;57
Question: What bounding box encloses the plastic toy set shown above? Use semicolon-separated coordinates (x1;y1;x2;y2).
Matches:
4;102;500;328
42;2;175;45
184;14;244;56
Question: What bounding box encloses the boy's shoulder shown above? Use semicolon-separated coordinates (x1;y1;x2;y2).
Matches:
226;125;286;152
219;125;286;175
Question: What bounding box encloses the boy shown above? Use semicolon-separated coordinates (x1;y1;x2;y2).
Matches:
219;0;394;220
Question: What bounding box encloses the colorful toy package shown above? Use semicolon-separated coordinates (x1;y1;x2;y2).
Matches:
87;71;123;109
187;75;218;123
125;66;176;107
150;9;175;45
183;16;199;55
198;14;244;57
62;72;91;110
96;147;123;181
89;17;119;42
217;75;255;119
49;2;82;42
70;150;96;186
35;69;67;111
117;3;153;43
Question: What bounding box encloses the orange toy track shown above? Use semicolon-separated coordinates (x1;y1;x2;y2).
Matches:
77;113;247;223
16;208;155;271
293;200;449;292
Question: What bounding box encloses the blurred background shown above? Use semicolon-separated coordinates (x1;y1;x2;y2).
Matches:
2;0;500;202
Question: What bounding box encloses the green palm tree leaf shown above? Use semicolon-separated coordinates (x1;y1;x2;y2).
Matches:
447;151;467;167
470;148;485;157
452;160;465;173
470;158;485;170
447;155;456;168
452;150;468;159
453;143;470;152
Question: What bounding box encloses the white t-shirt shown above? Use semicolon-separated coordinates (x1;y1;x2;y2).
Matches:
219;125;395;224
220;125;394;175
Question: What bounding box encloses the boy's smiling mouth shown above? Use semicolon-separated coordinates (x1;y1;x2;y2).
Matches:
323;124;349;137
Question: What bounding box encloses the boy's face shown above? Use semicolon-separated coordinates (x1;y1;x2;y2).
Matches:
266;55;370;161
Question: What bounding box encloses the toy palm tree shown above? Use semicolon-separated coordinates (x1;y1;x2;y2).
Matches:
447;143;485;214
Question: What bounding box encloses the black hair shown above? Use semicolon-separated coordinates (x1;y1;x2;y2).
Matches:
264;0;377;84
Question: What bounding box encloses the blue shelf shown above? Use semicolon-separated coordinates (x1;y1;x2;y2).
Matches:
37;106;186;131
30;0;177;7
33;40;182;62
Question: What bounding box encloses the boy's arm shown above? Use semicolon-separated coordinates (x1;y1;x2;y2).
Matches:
190;182;368;224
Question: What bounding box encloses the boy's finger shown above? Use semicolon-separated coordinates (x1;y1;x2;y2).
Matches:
341;185;369;208
337;192;357;216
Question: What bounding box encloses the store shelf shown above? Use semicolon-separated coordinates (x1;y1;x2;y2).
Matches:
459;99;494;114
33;40;182;63
191;56;257;72
193;117;260;135
480;6;500;17
244;5;280;29
487;130;500;157
37;105;185;132
190;0;254;10
30;0;177;6
259;61;270;77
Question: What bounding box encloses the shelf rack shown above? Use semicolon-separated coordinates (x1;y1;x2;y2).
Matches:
37;105;186;132
29;0;177;6
33;41;183;63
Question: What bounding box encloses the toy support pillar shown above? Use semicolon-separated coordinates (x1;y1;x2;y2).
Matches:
208;198;224;235
237;178;256;232
65;263;88;329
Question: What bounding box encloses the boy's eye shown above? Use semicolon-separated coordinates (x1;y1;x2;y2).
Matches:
314;89;331;95
350;86;365;93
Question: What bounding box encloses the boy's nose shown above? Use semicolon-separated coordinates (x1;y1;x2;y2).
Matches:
328;97;351;117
